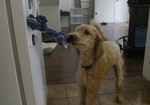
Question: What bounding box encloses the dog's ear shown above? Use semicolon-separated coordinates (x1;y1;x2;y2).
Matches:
90;20;103;35
91;20;108;41
96;33;103;42
94;34;104;59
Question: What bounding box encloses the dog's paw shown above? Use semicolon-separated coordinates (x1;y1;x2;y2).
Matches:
116;97;122;104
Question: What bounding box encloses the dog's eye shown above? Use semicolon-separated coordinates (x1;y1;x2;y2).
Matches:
84;30;90;35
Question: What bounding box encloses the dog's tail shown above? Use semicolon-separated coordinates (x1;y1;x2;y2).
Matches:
90;19;108;41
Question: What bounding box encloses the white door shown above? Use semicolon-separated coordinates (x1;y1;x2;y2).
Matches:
95;0;129;23
114;0;129;22
95;0;115;23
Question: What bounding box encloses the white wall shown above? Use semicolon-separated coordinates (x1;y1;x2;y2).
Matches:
143;8;150;81
39;0;61;31
40;5;61;31
69;0;75;9
59;0;74;11
59;0;74;28
60;0;70;11
40;0;59;6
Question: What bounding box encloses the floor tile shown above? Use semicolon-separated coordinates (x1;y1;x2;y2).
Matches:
122;76;150;92
124;90;150;105
66;83;79;97
47;98;67;105
68;97;100;105
67;97;79;105
98;93;132;105
105;69;116;79
47;84;66;99
123;55;144;77
98;79;116;94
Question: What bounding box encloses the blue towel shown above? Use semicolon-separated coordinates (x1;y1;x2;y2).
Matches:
27;14;68;46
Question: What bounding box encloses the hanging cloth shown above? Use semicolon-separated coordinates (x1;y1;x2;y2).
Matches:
27;14;69;47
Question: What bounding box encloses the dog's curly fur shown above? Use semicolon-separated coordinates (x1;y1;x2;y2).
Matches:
68;21;123;105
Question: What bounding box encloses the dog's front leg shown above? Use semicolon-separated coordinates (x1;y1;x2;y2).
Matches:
86;88;97;105
78;84;86;105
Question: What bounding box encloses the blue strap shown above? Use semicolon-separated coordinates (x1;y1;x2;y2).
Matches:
27;14;68;46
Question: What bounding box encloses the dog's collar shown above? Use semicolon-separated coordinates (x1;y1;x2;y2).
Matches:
82;60;96;70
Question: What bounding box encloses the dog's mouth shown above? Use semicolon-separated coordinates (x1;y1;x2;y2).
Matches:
67;34;85;46
72;42;84;46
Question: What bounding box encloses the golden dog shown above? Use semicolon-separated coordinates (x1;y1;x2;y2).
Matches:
68;21;123;105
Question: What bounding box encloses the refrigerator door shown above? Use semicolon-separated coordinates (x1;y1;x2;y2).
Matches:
9;0;47;104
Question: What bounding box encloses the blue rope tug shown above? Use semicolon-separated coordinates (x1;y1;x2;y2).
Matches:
27;14;69;48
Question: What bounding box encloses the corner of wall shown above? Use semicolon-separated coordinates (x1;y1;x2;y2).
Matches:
143;8;150;81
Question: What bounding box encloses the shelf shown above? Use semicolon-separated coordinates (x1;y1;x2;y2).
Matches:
70;22;83;25
70;15;83;17
70;8;83;25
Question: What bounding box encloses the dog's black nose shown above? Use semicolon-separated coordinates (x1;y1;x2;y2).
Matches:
66;34;76;43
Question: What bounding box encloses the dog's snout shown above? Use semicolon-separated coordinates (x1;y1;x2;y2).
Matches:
67;34;77;43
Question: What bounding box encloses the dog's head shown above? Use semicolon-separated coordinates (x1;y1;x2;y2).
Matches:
68;24;103;53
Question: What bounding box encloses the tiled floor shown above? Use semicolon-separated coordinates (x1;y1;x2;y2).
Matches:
47;75;150;105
